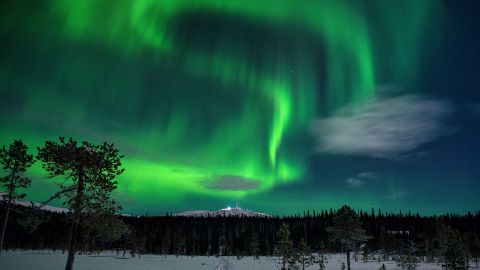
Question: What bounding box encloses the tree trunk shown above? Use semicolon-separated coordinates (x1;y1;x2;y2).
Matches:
0;173;15;255
347;249;351;270
0;196;12;255
65;172;85;270
65;215;80;270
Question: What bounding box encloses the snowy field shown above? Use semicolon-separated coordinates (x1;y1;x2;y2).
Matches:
0;250;448;270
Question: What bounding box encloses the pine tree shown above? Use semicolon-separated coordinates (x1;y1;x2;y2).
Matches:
83;212;130;252
162;226;172;255
288;251;301;270
326;205;370;270
274;222;295;270
0;140;34;255
249;231;260;259
37;138;124;270
127;235;146;258
219;223;226;256
361;245;369;262
297;238;314;270
467;232;480;268
438;225;469;270
16;206;50;233
313;241;328;270
395;241;419;270
174;228;186;257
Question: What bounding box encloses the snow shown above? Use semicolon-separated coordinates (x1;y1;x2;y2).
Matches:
0;192;132;216
174;207;270;218
11;200;69;213
0;192;69;214
1;192;260;217
0;251;449;270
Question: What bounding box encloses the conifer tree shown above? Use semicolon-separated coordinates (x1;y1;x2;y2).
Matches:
162;226;172;255
0;140;34;255
438;225;469;270
362;245;369;262
297;238;314;270
249;231;260;259
37;138;124;270
127;235;146;258
313;241;328;270
395;241;419;270
274;222;295;270
467;232;480;268
174;228;186;257
326;205;370;270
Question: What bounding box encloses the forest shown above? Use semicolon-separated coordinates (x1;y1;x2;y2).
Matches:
2;204;479;263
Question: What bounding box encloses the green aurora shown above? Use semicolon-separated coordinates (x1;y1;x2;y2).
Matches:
3;0;475;215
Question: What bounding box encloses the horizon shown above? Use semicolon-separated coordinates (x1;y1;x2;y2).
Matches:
3;191;478;218
1;0;480;216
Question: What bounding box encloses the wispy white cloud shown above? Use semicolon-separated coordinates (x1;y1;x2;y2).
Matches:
311;95;454;158
345;171;378;188
346;177;365;188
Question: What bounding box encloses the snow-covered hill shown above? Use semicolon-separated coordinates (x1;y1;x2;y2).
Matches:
14;200;69;213
2;192;269;217
0;192;69;213
0;192;135;216
174;206;270;218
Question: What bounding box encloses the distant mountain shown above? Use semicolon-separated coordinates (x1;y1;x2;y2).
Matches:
0;192;69;213
173;206;270;217
0;193;138;217
2;192;269;217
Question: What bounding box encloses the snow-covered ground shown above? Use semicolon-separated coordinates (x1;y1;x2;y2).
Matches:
0;250;449;270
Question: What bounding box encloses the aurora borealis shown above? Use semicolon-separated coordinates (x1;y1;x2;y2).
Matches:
1;0;479;215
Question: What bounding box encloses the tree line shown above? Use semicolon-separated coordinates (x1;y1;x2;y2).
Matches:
1;138;480;270
2;201;480;269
